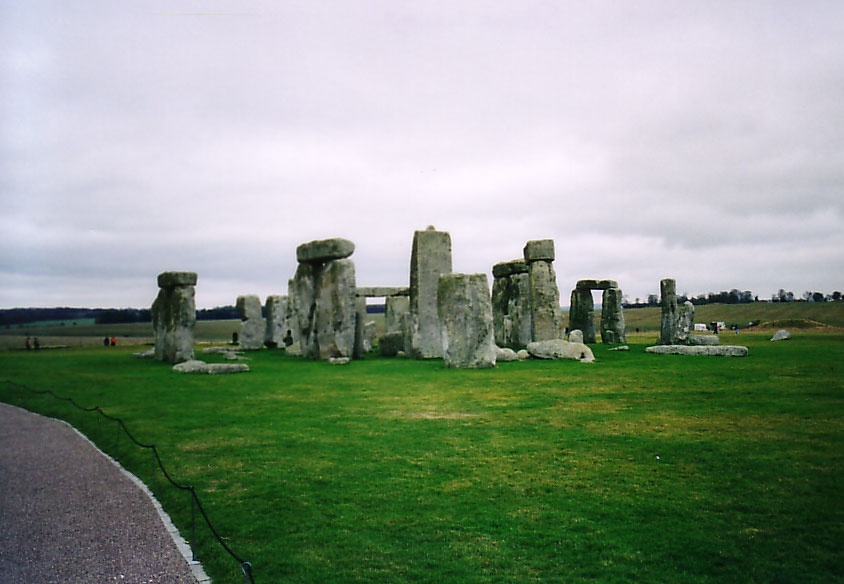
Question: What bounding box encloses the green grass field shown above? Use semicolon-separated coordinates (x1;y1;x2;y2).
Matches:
2;327;843;583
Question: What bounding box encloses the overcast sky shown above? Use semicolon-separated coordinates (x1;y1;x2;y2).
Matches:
2;1;842;309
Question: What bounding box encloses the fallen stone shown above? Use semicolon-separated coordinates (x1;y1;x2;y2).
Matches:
689;334;721;346
527;339;595;362
771;329;791;341
495;346;519;362
517;349;530;360
172;360;250;374
645;345;748;357
378;332;405;357
329;357;351;365
568;329;584;344
609;345;630;351
296;238;355;263
133;349;155;359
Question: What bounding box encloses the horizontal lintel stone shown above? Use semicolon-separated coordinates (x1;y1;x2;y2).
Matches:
575;279;619;290
157;271;197;288
355;286;410;297
492;259;529;278
296;238;355;263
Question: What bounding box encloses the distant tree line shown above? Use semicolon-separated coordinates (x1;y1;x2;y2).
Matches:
623;288;842;308
1;305;242;327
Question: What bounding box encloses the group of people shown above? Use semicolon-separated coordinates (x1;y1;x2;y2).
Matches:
103;336;117;347
24;336;40;351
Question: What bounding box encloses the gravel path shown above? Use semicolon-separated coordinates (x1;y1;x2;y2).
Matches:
0;403;206;583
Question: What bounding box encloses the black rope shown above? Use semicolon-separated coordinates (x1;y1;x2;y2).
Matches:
1;380;255;583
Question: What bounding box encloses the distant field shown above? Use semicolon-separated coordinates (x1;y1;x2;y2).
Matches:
1;303;842;351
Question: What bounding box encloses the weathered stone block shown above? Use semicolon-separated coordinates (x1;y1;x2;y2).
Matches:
529;260;563;342
438;273;496;368
296;238;355;264
659;278;679;345
152;274;196;364
409;227;452;358
527;339;595;362
569;288;595;344
264;295;287;348
236;295;264;350
385;296;410;334
492;259;529;278
600;287;626;344
523;239;555;262
157;271;197;288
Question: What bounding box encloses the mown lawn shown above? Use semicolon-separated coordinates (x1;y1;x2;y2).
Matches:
2;333;843;583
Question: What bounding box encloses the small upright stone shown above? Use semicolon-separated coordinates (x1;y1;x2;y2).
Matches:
264;295;287;348
677;301;695;344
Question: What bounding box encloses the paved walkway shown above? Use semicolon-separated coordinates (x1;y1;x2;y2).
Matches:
0;403;207;583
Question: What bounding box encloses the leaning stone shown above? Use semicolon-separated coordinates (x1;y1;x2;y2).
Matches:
523;239;555;262
438;273;496;368
568;329;584;344
689;335;721;346
495;346;519;362
329;357;351;365
492;259;529;278
527;339;595;362
157;271;197;288
771;329;791;341
296;238;355;264
645;345;748;357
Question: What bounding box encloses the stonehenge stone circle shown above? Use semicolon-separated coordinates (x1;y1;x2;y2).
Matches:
491;259;531;349
437;273;496;369
151;271;196;364
658;278;679;345
524;240;563;342
570;279;625;344
236;295;265;350
292;239;358;360
409;226;453;359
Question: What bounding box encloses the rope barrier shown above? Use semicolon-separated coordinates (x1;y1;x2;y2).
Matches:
1;380;255;583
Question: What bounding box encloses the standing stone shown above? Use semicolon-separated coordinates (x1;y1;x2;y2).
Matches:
284;277;302;355
600;287;626;344
569;288;596;344
659;278;679;345
353;297;367;359
524;240;563;342
151;271;197;364
437;273;496;369
236;295;264;350
491;260;532;349
291;242;357;360
264;295;287;348
677;300;695;344
409;226;452;358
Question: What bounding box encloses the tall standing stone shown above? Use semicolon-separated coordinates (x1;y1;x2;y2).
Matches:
524;240;563;342
569;288;596;344
409;226;452;358
600;287;626;344
151;271;197;364
292;239;357;360
264;295;287;348
385;296;410;334
438;273;496;369
491;259;531;349
284;277;303;355
659;278;679;345
236;295;264;350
